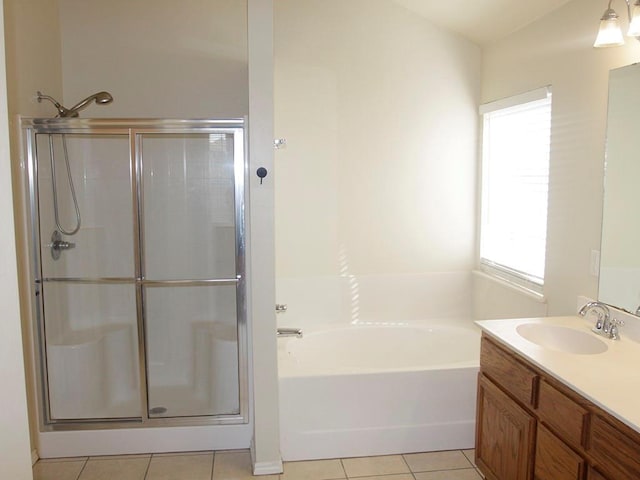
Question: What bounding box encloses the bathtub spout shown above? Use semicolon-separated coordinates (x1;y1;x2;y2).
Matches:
277;327;303;338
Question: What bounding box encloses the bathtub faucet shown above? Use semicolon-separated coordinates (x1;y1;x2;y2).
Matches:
277;327;303;338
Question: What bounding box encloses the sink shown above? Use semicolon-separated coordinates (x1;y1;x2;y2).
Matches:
516;323;608;355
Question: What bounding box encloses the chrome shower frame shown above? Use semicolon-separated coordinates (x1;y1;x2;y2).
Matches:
21;117;250;432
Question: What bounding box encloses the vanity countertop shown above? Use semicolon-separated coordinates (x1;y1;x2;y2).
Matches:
476;315;640;434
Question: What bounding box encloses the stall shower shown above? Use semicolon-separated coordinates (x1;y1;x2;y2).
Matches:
22;113;248;435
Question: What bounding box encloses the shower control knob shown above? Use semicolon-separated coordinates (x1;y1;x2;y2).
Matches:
256;167;268;184
49;230;76;260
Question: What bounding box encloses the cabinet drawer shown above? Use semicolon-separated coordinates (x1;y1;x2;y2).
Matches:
480;336;538;407
535;424;585;480
590;415;640;480
537;379;588;450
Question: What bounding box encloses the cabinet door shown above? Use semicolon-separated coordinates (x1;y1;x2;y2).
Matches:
590;415;640;480
588;467;609;480
476;374;536;480
535;424;585;480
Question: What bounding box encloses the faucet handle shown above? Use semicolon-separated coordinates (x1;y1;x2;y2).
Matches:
609;318;625;340
612;318;625;326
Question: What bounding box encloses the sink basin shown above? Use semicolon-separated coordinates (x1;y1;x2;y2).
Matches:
516;323;608;355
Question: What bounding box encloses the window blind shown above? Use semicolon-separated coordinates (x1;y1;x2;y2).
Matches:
480;89;552;290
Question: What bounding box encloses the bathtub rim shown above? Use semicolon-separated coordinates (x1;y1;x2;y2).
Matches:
277;318;481;378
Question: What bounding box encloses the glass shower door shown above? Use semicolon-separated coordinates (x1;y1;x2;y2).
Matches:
35;133;141;420
140;131;244;418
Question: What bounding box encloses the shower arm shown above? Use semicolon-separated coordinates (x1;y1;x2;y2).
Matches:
36;91;75;118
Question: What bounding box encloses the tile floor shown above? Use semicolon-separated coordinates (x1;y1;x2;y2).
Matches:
33;449;484;480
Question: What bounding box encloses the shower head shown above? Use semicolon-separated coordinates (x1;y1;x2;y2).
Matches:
36;90;114;118
66;91;113;117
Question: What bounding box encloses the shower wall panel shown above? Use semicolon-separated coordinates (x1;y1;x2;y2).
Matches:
36;134;133;279
142;134;236;281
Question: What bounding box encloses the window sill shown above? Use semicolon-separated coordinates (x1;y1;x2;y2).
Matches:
472;269;547;304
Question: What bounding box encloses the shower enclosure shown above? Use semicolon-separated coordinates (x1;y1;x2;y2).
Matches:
22;118;248;430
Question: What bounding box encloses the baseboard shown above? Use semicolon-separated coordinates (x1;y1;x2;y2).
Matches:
250;437;283;475
31;449;39;465
253;460;283;475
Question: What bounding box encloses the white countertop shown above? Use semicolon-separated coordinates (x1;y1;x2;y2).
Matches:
475;315;640;434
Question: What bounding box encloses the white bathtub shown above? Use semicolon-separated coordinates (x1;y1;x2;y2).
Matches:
278;321;481;461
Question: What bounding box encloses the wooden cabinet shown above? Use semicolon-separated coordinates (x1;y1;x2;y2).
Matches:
587;466;610;480
535;425;585;480
476;374;536;480
589;414;640;480
480;335;538;407
476;335;640;480
537;379;588;451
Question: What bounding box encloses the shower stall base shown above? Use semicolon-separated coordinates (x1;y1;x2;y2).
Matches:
38;425;251;458
22;118;250;456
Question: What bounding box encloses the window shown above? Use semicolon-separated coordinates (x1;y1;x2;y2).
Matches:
479;87;552;293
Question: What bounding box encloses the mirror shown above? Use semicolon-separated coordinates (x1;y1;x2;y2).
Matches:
599;62;640;315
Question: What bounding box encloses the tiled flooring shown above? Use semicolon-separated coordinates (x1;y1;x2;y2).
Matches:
33;449;483;480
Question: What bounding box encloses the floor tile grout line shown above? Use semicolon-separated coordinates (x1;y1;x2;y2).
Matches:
340;457;347;479
400;452;414;476
344;473;416;479
142;454;152;480
415;467;479;473
461;448;476;470
337;456;348;479
210;450;215;480
74;457;88;480
460;448;476;469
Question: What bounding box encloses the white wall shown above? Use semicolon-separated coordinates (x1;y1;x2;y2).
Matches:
58;0;247;118
3;0;64;458
0;0;36;476
478;0;640;317
274;0;480;279
247;2;281;473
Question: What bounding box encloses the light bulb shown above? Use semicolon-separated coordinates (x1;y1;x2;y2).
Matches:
594;8;625;47
627;1;640;37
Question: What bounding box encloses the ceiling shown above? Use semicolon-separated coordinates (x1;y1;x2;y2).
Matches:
391;0;575;45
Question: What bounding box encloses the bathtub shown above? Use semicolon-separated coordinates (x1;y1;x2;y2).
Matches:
278;320;481;461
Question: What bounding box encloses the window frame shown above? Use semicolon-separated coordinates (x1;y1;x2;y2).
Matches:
478;86;552;296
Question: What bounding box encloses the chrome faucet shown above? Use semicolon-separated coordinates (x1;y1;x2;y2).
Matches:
578;301;623;340
578;301;610;331
277;327;303;338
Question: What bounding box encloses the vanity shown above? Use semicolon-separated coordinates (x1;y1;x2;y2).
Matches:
474;316;640;480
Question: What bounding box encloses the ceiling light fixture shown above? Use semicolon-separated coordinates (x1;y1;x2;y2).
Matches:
594;0;640;47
